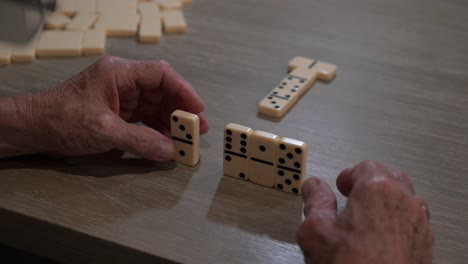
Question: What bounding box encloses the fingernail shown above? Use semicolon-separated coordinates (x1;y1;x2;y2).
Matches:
158;139;175;160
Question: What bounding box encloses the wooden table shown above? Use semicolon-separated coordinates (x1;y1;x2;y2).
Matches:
1;0;467;263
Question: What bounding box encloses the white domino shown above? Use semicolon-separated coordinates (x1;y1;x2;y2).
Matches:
171;110;200;166
223;123;253;180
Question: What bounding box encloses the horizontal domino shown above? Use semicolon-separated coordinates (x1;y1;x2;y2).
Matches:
55;0;76;16
66;13;98;31
44;13;72;29
76;0;97;14
36;31;83;57
95;13;140;37
11;36;38;63
258;56;337;118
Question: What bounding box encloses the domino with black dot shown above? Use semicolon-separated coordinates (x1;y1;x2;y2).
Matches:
171;110;200;166
248;130;279;187
258;56;336;118
224;123;253;180
274;137;307;195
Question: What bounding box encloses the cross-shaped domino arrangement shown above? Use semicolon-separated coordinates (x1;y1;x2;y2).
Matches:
258;56;337;118
171;110;200;167
223;123;307;195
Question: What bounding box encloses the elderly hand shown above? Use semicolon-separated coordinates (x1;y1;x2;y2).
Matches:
1;56;208;160
297;160;433;264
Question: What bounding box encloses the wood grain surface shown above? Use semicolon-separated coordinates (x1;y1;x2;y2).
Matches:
1;0;468;263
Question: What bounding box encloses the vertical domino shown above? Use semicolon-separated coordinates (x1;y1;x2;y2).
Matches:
248;130;279;187
274;137;307;195
224;123;253;180
171;110;200;166
162;9;187;33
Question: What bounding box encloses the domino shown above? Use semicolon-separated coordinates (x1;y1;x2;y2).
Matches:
76;0;97;14
82;29;106;55
66;13;98;31
162;9;187;33
36;31;83;57
258;57;336;118
139;17;162;43
138;1;161;17
158;0;183;10
274;137;307;195
248;130;279;187
11;35;38;63
224;123;253;180
171;110;200;166
95;13;140;37
55;0;76;17
44;13;72;30
0;43;12;65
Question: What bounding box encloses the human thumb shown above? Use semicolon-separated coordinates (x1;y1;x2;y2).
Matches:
110;117;175;161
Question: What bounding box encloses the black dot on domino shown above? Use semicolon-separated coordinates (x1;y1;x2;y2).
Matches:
282;82;287;85
295;148;302;154
300;80;305;83
186;134;192;140
259;145;266;152
239;173;246;179
226;129;232;136
226;137;232;142
240;147;247;153
268;96;273;99
288;76;292;80
274;106;280;109
291;89;297;92
273;91;278;95
179;125;185;131
285;179;292;185
279;86;284;89
278;170;284;176
172;116;178;122
241;140;247;146
287;153;293;159
271;101;276;104
280;144;286;150
294;162;301;168
225;155;231;161
278;158;285;164
225;143;232;149
277;184;284;190
179;150;185;156
285;95;290;98
241;134;247;139
292;188;299;194
293;174;300;180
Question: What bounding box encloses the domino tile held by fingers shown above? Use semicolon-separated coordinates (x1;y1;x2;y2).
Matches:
82;29;106;55
248;130;279;188
44;13;72;30
66;13;98;31
35;31;83;57
274;137;307;195
171;110;200;167
223;123;253;180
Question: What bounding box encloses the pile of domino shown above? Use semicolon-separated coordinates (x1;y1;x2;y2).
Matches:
0;0;191;65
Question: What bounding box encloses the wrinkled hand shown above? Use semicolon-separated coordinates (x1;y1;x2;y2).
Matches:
297;161;433;264
15;56;209;160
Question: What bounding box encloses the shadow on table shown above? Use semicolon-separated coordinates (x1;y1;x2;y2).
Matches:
0;150;176;178
206;176;303;244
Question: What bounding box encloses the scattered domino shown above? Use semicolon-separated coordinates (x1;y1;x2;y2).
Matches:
162;9;187;33
224;123;253;180
171;110;200;166
44;13;72;30
274;137;307;195
66;13;98;31
158;0;183;10
258;57;337;118
139;17;162;43
36;31;83;57
55;0;77;17
76;0;97;14
0;43;12;65
11;36;38;63
248;130;279;187
95;12;140;37
138;1;161;17
82;29;106;55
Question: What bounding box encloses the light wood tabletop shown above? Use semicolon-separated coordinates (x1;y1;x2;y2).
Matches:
1;0;468;263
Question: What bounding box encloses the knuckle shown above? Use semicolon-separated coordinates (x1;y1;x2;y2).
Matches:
355;160;382;172
361;176;398;194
